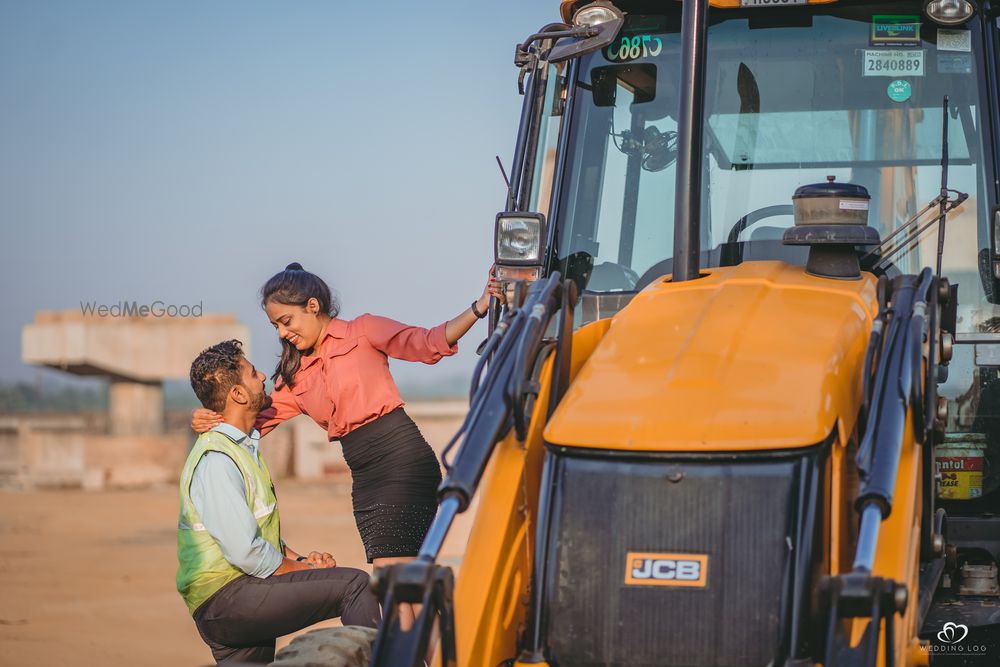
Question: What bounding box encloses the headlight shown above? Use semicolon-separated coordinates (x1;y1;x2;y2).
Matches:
923;0;975;25
495;212;546;265
573;2;622;28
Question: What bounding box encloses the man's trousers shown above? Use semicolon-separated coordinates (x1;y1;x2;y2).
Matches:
192;567;381;664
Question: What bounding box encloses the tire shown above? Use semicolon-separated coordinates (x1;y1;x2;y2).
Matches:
270;625;377;667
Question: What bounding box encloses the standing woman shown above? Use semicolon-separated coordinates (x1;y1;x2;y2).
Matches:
192;263;502;576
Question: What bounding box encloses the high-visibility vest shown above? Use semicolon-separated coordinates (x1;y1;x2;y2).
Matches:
176;430;281;614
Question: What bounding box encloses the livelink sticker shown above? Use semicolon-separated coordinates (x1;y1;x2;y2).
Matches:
871;15;922;47
887;79;912;103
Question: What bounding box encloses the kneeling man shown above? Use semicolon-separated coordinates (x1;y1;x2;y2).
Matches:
177;340;380;664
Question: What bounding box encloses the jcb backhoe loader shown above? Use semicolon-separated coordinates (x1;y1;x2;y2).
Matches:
363;1;1000;665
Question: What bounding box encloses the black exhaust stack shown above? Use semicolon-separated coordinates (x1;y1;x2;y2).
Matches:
671;0;709;282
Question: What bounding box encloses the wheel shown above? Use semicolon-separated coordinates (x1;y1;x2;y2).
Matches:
270;625;377;667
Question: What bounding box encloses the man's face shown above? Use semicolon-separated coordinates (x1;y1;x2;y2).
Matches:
238;357;272;413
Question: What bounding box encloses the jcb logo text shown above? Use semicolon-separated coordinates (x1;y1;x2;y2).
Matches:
624;552;708;588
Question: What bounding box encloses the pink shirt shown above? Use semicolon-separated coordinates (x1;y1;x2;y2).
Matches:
254;314;457;440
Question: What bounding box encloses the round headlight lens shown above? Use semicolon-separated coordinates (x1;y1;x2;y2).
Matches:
497;216;542;263
924;0;975;25
506;221;534;257
573;2;621;28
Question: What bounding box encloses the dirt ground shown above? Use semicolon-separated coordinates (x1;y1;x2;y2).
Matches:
0;479;475;666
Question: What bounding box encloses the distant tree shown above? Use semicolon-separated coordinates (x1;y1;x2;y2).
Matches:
0;382;107;412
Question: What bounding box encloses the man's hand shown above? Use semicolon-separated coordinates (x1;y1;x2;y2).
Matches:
305;551;337;568
269;546;336;576
271;557;312;576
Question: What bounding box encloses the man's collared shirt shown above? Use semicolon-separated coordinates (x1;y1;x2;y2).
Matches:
189;422;283;578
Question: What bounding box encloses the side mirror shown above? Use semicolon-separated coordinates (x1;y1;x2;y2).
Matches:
494;212;547;284
546;15;624;63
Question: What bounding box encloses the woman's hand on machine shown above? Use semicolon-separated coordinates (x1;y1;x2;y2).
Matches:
191;408;223;433
479;266;506;311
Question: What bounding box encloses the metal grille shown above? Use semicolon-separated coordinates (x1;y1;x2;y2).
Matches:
544;452;799;667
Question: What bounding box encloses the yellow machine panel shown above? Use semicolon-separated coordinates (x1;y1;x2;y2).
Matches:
546;261;878;451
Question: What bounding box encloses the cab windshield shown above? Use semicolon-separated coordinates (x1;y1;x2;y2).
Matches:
544;2;994;334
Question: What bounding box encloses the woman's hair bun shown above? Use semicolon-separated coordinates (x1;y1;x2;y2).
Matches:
285;262;304;271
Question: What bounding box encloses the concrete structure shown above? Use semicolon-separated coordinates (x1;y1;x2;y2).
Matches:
10;310;249;489
23;310;249;436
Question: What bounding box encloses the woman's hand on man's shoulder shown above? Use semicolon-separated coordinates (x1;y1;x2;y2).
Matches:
191;408;223;433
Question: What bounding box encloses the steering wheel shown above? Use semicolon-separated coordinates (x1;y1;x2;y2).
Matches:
725;204;795;245
635;205;796;290
719;204;795;266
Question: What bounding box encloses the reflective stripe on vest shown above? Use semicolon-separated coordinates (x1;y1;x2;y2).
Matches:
175;430;281;614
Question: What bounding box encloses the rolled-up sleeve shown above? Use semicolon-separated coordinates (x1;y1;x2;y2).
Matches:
360;313;458;363
189;452;283;578
254;383;301;437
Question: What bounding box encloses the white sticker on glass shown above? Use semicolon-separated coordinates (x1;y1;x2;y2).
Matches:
937;30;972;53
863;50;924;77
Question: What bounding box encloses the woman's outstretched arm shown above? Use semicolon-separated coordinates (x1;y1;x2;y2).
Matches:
363;270;506;363
444;270;505;346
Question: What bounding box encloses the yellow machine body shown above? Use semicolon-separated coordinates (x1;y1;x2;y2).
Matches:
547;261;876;452
449;261;928;665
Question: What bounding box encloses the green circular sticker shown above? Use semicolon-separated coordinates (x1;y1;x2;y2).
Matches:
887;79;912;103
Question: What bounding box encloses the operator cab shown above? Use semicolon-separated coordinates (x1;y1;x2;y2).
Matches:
524;1;992;324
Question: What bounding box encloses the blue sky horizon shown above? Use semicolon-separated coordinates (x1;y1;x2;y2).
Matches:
0;1;555;397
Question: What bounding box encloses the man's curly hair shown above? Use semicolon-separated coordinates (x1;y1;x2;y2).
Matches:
190;339;245;412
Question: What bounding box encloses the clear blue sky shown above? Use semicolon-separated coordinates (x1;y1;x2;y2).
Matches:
0;1;555;395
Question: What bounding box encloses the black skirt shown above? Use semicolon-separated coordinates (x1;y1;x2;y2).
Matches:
339;407;442;562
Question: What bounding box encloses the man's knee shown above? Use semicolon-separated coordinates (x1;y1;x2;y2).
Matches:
337;568;380;628
340;567;373;597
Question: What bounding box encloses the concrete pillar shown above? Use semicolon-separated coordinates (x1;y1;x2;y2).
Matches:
108;380;163;436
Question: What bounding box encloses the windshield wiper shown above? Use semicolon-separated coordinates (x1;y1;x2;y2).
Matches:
864;96;969;274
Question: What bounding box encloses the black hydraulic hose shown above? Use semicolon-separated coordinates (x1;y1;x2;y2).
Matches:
469;317;511;403
445;315;523;469
853;270;933;572
856;275;918;515
510;288;562;439
438;275;563;511
448;277;560;467
855;306;905;477
860;318;885;433
548;279;577;418
862;277;890;404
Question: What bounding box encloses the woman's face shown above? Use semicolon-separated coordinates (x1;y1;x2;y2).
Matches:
264;299;327;352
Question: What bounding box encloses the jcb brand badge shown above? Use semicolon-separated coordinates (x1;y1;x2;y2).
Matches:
624;552;708;587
